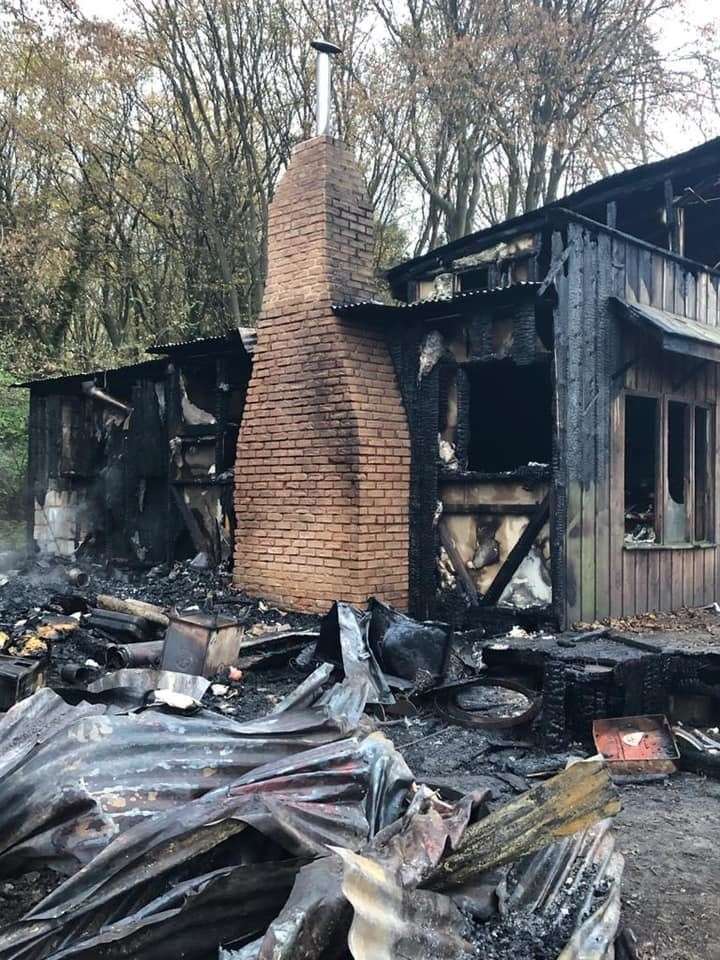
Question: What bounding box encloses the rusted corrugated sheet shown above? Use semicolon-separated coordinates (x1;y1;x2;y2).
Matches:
338;818;623;960
0;674;369;876
0;724;414;958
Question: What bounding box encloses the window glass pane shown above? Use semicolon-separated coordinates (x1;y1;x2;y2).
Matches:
666;401;688;542
624;396;657;543
695;407;710;541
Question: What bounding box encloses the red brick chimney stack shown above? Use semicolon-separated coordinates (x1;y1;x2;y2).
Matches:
232;127;411;612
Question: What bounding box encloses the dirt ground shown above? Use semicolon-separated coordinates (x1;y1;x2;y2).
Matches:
614;773;720;960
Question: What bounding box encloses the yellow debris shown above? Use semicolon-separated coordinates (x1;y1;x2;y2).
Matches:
11;634;49;658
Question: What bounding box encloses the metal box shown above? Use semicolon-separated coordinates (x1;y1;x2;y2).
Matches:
160;610;245;678
0;655;45;710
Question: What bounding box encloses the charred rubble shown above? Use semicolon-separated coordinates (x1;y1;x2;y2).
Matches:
0;555;633;960
0;552;718;958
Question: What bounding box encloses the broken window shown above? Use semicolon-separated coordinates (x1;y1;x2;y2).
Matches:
624;396;658;542
459;266;489;292
695;406;712;541
624;393;714;545
665;401;688;542
466;361;552;473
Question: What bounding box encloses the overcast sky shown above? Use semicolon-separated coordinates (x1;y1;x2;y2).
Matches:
78;0;720;161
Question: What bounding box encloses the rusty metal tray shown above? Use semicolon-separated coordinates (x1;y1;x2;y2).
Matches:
593;714;679;774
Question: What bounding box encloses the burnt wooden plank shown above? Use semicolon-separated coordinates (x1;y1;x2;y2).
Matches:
580;230;599;621
695;271;707;327
693;547;704;608
624;548;637;617
647;550;660;612
638;247;652;305
610;235;626;299
564;224;586;625
663;257;675;314
708;276;719;327
685;270;696;322
482;494;551;606
609;393;625;618
594;231;613;621
442;503;538;516
635;544;649;615
551;231;570;628
673;261;684;315
439;524;480;606
625;241;640;303
706;362;718;600
650;251;664;313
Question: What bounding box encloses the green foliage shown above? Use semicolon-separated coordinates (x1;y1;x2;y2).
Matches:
0;361;29;548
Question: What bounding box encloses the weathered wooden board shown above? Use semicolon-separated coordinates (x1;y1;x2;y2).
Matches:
557;221;720;626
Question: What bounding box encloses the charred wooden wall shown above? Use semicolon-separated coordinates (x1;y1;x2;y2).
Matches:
28;366;169;563
389;289;553;625
26;341;251;567
554;216;720;626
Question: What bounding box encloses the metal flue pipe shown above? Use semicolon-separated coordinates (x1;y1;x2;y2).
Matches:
310;38;342;136
81;380;132;416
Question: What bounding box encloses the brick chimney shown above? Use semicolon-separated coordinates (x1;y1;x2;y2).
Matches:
232;135;411;612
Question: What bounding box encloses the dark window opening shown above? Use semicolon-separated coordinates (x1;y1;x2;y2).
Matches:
460;266;489;292
625;394;715;546
535;304;554;351
180;360;218;419
695;406;710;540
624;396;657;541
467;361;552;472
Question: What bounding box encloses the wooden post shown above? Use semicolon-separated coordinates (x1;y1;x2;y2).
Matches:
664;178;682;255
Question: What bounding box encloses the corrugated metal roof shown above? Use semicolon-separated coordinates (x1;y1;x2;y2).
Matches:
16;330;254;388
147;330;247;353
13;357;168;389
612;296;720;361
334;281;542;317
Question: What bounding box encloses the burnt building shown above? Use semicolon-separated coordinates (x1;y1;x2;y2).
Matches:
19;60;720;631
362;135;720;628
235;122;720;628
20;332;253;567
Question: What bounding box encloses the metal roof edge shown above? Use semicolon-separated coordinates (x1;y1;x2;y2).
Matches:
333;281;543;317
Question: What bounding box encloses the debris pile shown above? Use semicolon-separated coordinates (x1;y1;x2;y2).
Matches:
7;555;720;957
0;666;621;960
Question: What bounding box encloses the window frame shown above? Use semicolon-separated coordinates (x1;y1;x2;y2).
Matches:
623;388;716;548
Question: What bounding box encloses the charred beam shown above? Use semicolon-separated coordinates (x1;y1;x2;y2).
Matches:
424;759;620;890
482;493;550;606
442;502;540;516
439;524;480;606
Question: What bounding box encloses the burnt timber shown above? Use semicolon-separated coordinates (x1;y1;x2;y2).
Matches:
337;135;720;628
19;332;252;568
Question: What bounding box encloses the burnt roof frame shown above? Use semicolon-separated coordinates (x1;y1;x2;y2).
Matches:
387;136;720;284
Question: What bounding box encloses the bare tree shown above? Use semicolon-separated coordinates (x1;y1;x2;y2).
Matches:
368;0;691;247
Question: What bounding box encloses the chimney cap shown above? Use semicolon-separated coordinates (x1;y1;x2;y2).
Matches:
310;38;342;55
